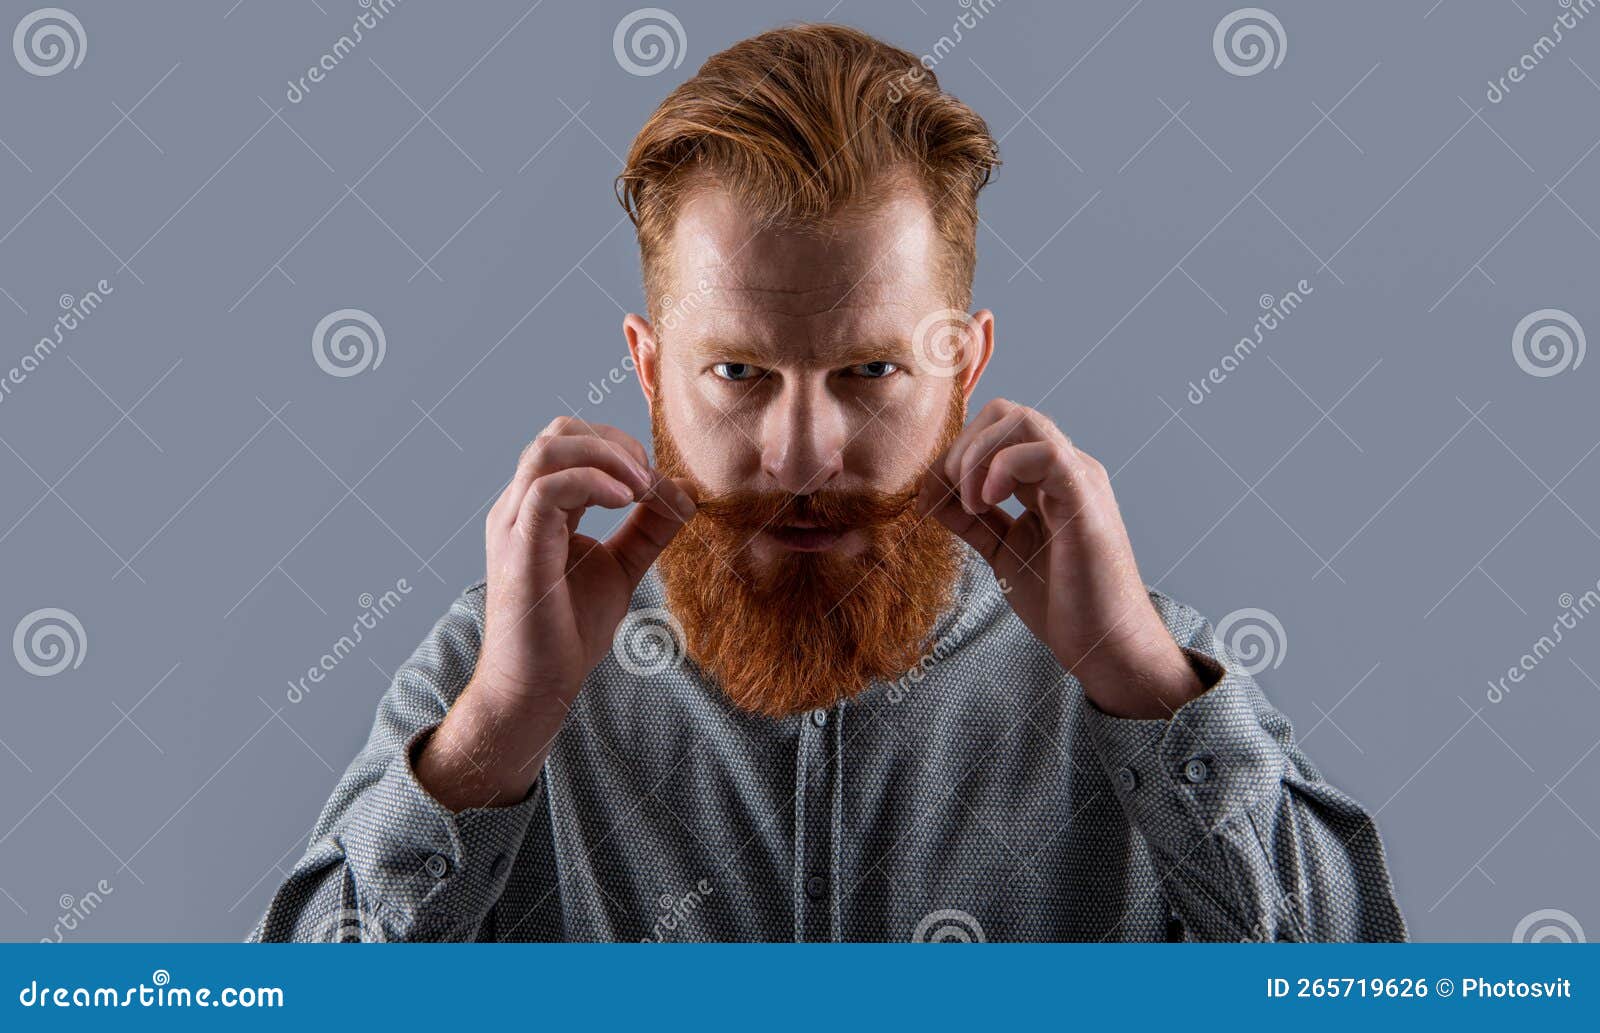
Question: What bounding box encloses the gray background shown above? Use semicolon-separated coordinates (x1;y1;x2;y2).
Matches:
0;0;1595;942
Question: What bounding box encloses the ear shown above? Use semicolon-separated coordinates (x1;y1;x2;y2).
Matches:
959;308;995;400
623;313;658;411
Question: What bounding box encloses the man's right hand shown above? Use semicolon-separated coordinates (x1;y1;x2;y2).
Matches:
416;417;697;811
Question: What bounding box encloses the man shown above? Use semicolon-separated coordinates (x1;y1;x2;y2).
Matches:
251;24;1404;943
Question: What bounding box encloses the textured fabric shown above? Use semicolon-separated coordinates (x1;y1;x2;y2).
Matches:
249;548;1406;942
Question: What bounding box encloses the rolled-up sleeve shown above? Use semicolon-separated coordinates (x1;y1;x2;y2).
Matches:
249;584;542;942
1080;588;1407;942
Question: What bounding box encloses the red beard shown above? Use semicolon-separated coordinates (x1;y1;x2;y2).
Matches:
651;391;965;718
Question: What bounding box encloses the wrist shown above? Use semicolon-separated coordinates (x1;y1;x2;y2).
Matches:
1071;630;1204;720
415;676;569;811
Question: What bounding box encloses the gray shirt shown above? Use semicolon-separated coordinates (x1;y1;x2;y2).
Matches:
249;549;1406;942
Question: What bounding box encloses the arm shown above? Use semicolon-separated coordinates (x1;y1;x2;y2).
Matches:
248;588;546;942
250;418;697;941
1080;589;1406;942
918;397;1405;942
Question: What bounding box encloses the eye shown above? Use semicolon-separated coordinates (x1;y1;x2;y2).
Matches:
849;360;900;379
712;362;762;382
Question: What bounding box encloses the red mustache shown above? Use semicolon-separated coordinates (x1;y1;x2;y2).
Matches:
692;486;920;533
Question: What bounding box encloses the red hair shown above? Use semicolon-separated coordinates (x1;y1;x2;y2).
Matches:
617;23;1000;310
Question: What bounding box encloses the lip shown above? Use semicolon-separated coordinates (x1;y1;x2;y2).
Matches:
765;525;846;552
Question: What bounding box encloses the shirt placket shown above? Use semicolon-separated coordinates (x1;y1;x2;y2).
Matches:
792;701;841;941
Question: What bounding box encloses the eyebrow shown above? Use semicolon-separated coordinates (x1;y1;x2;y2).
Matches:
690;337;911;368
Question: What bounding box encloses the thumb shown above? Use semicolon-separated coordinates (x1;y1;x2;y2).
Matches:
603;476;698;587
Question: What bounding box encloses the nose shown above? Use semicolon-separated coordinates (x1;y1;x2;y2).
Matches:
760;377;846;495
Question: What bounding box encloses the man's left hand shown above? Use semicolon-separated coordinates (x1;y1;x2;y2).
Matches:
915;398;1206;719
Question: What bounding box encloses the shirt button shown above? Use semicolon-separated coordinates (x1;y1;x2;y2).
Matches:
811;709;828;728
424;853;451;879
804;874;826;900
1116;766;1138;792
1183;758;1211;784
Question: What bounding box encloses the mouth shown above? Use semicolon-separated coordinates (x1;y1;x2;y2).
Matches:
765;524;848;552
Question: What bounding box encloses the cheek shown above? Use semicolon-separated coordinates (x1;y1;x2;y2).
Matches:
661;382;759;485
842;383;954;478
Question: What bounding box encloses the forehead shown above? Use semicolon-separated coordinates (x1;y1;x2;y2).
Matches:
660;183;945;353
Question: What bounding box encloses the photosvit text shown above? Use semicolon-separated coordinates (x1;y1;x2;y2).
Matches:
1265;976;1572;999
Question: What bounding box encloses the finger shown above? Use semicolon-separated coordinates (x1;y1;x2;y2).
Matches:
916;462;1012;560
638;474;697;525
609;471;696;536
521;435;653;499
489;438;545;532
981;441;1080;511
927;489;1016;566
954;412;1042;514
938;398;1015;486
548;418;688;527
605;486;697;586
514;467;635;551
918;400;1008;516
555;417;653;474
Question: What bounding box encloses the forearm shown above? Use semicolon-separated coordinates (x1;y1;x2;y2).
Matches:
416;677;569;812
252;587;548;942
1072;626;1206;719
1082;589;1406;941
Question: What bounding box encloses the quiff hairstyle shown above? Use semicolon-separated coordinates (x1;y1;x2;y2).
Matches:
616;23;1000;315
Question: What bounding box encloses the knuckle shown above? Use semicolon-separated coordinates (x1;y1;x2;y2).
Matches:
527;436;557;471
526;476;557;511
